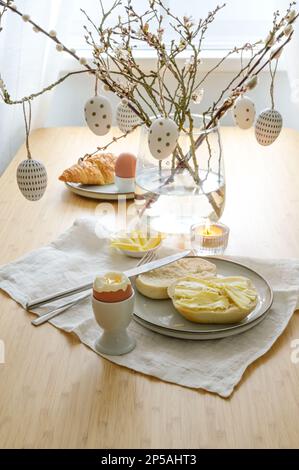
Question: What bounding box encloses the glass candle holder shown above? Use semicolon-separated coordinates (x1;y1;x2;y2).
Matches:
191;222;230;256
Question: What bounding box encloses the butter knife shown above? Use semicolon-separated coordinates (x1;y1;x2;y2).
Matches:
27;250;191;311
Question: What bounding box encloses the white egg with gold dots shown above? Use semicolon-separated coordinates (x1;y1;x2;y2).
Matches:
116;99;140;133
255;108;283;146
84;95;112;136
16;159;48;201
148;118;179;160
232;96;256;130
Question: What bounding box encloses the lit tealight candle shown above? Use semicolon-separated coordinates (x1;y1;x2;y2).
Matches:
191;220;230;255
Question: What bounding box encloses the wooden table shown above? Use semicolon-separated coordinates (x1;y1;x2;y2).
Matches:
0;126;299;449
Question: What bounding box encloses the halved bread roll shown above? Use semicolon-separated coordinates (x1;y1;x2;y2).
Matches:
168;276;258;324
135;258;217;300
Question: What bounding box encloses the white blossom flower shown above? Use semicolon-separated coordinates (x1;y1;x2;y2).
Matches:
22;14;30;22
70;48;76;54
10;3;17;10
33;26;40;33
270;46;283;60
49;30;57;38
184;55;196;71
56;44;64;52
284;24;294;36
192;89;204;104
79;57;87;65
287;10;297;22
246;75;258;90
265;32;275;46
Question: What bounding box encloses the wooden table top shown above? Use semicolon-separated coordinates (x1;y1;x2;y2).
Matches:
0;126;299;449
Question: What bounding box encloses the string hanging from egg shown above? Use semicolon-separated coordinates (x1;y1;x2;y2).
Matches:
16;100;48;201
84;75;113;137
147;62;179;165
232;46;256;130
23;100;32;159
269;58;279;111
255;58;283;146
94;75;99;97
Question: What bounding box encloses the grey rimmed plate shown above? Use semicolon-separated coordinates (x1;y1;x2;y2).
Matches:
65;182;134;200
133;257;273;340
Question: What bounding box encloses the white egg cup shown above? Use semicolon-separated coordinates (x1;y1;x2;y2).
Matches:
92;292;136;356
115;175;135;193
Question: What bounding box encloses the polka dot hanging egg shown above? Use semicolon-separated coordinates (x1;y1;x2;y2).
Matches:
148;118;179;160
16;159;48;201
232;96;256;130
255;109;283;146
84;95;112;136
116;99;140;133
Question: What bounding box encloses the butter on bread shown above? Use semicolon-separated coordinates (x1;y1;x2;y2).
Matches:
168;275;258;324
135;258;217;300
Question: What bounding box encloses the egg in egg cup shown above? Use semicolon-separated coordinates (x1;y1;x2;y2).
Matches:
114;152;137;193
92;272;136;355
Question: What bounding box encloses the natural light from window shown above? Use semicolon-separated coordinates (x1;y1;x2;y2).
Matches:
65;0;286;51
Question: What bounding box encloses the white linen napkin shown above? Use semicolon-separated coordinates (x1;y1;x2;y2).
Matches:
0;217;298;398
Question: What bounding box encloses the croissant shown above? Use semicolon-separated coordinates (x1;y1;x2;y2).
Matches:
59;153;116;185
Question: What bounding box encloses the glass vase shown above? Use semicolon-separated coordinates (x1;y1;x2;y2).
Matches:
135;115;225;235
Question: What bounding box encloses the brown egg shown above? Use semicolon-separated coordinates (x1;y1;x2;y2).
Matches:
93;284;133;303
115;153;137;178
93;272;133;303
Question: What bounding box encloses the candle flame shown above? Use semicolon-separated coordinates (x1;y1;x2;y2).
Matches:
204;219;212;236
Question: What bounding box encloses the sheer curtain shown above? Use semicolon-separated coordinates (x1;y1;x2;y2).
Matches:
272;0;299;126
281;4;299;109
0;0;72;175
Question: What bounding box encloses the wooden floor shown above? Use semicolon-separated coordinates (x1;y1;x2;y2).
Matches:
0;126;299;448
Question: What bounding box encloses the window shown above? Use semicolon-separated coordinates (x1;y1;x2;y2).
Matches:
64;0;288;51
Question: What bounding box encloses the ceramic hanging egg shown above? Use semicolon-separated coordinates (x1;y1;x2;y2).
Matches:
84;95;112;136
116;99;140;133
148;118;179;160
255;109;283;146
232;96;256;130
16;159;48;201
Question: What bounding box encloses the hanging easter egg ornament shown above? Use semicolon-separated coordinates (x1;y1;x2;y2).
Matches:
232;96;256;130
84;95;112;136
17;101;48;201
255;109;283;146
255;58;282;146
116;99;140;133
17;159;48;201
148;118;179;160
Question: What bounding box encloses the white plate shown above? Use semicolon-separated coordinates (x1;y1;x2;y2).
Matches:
65;182;134;200
133;310;268;340
133;257;273;340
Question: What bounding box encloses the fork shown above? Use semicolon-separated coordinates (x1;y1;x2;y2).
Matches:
31;250;157;327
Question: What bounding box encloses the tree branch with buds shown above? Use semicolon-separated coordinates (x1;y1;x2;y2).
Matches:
0;0;297;215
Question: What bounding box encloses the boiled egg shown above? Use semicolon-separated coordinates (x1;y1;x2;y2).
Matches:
115;153;137;192
93;272;133;303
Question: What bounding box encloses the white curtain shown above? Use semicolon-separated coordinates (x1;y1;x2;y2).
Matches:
284;11;299;109
0;0;72;175
272;0;299;128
